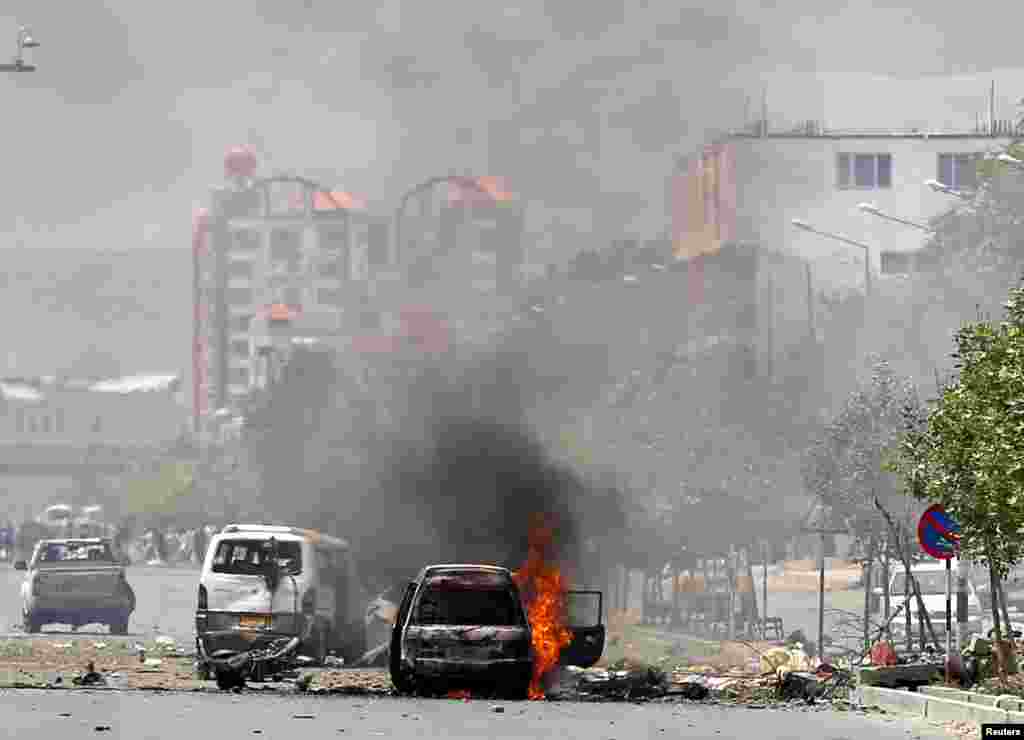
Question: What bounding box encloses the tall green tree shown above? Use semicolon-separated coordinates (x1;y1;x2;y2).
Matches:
896;282;1024;656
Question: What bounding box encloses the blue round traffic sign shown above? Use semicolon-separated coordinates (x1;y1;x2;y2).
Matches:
917;504;960;560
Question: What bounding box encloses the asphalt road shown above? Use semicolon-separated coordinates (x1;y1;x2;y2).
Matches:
0;689;961;740
0;564;199;644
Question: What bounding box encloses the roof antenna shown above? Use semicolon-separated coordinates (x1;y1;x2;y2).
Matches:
761;88;768;137
990;80;996;136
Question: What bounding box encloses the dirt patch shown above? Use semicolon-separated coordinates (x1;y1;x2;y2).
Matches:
768;570;861;593
0;638;201;690
309;668;393;694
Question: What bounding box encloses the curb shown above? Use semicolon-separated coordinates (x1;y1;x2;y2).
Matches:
857;685;1024;724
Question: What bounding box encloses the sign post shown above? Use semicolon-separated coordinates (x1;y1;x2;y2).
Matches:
917;504;961;684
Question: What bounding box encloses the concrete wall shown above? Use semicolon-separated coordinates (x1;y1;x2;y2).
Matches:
0;389;187;449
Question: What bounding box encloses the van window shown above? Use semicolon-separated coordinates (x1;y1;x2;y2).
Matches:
892;572;950;596
414;584;525;626
212;539;302;575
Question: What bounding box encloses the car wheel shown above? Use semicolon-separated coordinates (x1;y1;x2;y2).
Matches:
215;668;245;691
23;614;40;634
389;629;414;694
303;624;328;666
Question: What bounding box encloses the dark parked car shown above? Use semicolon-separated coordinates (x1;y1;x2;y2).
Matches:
389;564;604;698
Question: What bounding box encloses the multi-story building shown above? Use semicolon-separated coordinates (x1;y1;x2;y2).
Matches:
193;148;391;428
664;119;1016;556
721;121;1012;286
0;374;187;522
193;149;530;432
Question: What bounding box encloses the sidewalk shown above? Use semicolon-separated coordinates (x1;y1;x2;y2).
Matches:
857;684;1024;725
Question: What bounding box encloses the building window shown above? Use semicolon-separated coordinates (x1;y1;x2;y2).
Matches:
317;225;348;253
231;228;261;252
937;153;979;191
227;287;253;306
837;153;892;189
232;314;253;332
228;259;254;279
231;339;250;357
317;287;343;306
270;229;302;263
41;415;51;433
318;257;342;278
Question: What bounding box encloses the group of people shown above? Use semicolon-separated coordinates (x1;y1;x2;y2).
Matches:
5;516;219;568
115;524;217;568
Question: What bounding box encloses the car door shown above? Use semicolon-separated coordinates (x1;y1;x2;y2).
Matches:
560;589;604;668
389;581;418;679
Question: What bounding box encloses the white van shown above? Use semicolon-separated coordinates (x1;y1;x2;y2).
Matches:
883;560;984;639
195;524;368;688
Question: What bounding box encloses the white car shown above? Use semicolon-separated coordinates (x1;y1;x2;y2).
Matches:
883;561;984;639
194;524;368;689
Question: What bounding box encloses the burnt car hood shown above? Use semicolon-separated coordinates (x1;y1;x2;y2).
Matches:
406;625;529;646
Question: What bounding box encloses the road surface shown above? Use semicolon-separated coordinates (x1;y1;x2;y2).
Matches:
0;689;961;740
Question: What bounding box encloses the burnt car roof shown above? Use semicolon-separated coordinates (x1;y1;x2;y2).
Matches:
416;564;513;581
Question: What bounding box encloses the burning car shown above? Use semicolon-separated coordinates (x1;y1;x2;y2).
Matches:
389;564;604;699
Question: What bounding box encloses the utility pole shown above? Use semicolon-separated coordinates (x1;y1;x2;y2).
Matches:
0;26;40;73
801;504;846;665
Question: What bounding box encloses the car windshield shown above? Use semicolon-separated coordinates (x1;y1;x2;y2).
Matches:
211;539;302;575
415;586;525;626
37;542;114;563
892;572;948;595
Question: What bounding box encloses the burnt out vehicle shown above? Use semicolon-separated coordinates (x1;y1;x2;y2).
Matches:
389;564;604;698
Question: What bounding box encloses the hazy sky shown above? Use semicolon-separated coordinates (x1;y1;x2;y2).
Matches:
2;2;1022;256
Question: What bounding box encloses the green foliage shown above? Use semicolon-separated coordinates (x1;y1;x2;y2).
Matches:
802;358;923;551
123;462;196;519
895;282;1024;579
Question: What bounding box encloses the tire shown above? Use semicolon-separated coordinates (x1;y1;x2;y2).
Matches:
303;623;328;666
501;677;531;701
109;616;130;636
389;628;414;694
23;613;40;634
215;669;244;691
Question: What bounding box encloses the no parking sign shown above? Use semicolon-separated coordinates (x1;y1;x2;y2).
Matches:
917;504;960;560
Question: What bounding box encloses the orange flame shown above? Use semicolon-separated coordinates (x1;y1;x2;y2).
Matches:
512;514;573;700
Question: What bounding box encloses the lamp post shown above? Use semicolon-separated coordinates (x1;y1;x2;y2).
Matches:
791;218;874;297
925;179;974;201
857;202;934;233
0;26;40;72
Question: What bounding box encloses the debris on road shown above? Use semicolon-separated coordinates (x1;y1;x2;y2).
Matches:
72;661;105;687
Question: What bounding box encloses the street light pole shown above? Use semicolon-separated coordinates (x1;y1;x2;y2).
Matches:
791;218;873;297
0;26;40;73
857;202;934;233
